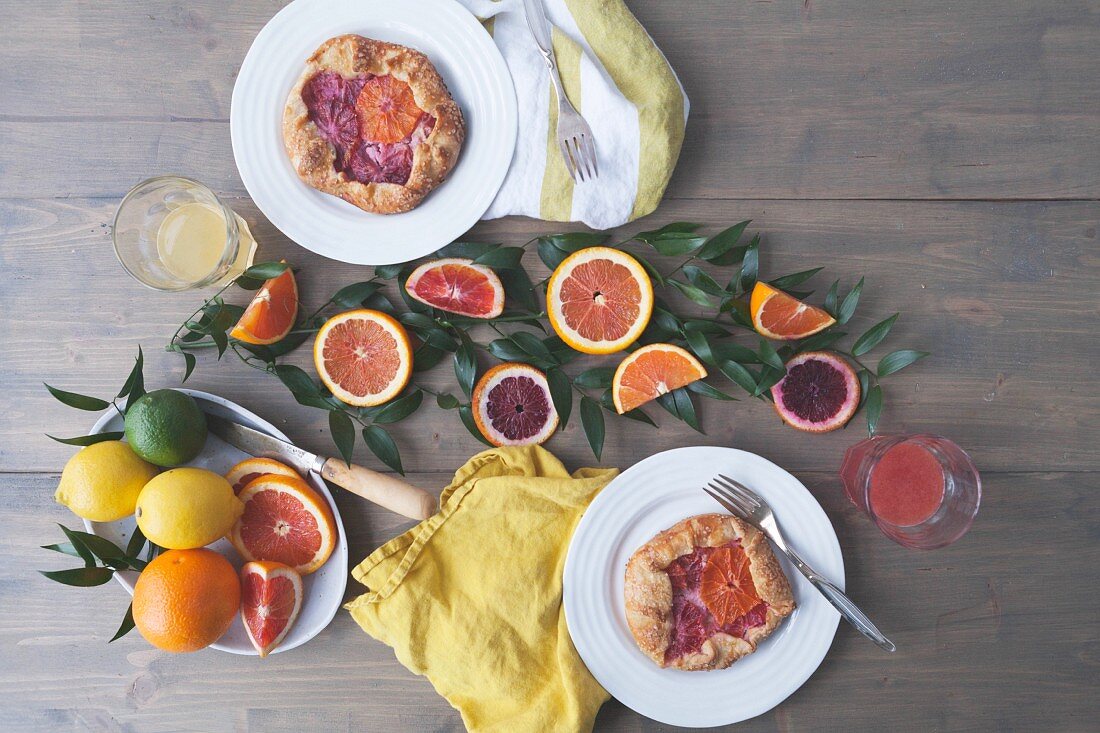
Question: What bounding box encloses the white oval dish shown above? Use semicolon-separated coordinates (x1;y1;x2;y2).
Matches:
563;446;844;727
231;0;518;265
84;389;349;656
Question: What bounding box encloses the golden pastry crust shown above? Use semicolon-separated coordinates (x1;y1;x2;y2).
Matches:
624;513;796;671
282;34;465;214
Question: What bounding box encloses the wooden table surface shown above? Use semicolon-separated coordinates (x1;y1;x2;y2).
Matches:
2;1;1098;731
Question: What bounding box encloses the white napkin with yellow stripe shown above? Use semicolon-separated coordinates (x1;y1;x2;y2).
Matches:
459;0;689;229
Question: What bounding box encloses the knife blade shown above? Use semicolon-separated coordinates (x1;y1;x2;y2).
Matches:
205;412;437;520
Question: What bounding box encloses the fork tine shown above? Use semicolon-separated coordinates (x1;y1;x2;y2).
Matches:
703;486;750;519
583;134;599;178
575;135;594;181
716;474;761;507
570;138;587;182
559;139;577;181
706;481;754;515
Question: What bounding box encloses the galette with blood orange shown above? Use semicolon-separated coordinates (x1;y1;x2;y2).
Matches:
624;513;795;671
283;34;465;214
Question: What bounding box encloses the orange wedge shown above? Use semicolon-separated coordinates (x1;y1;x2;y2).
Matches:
224;457;301;495
313;309;412;407
611;343;708;414
229;475;336;576
749;282;835;341
229;264;299;345
404;258;505;318
547;247;654;354
240;560;303;658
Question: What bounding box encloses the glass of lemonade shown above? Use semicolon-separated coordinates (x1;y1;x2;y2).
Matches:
112;176;256;291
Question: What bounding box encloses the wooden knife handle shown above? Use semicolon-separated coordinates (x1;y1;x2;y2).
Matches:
320;458;437;520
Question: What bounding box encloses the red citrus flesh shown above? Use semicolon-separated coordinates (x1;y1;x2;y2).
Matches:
472;363;559;446
240;561;303;657
700;545;762;626
771;351;860;433
356;75;423;144
405;259;505;318
559;260;643;342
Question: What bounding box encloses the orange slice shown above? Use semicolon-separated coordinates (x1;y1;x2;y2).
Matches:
355;75;423;144
471;363;559;446
229;264;299;345
749;282;836;341
700;545;761;626
546;247;654;354
240;560;303;658
404;258;505;318
229;474;337;575
611;343;707;414
224;457;301;495
313;309;412;407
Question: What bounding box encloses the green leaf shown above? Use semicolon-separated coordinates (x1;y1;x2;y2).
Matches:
435;241;501;260
857;369;873;409
574;366;616;390
510;331;554;362
877;349;930;377
687;381;737;401
546;368;572;428
725;298;753;328
110;604;136;643
633;254;666;287
864;384;884;436
454;338;477;398
684;330;716;365
657;389;703;433
242;261;290;280
669;279;713;307
117;346;144;399
436;393;460;410
362;425;403;474
710;342;760;364
769;267;824;290
645;306;682;340
754;366;786;397
41;542;81;558
757;338;786;372
683;319;731;336
536;239;570;270
535;233;608;270
181;352;197;383
372;390;424;424
682;266;727;296
44;384;110;411
234;275;265;291
273;364;332;410
458;405;493;446
697;221;749;262
487;338;529;363
580;396;605;460
823;279;840;317
46;432;124;446
329;411;356;466
125;525;147;560
739;236;759;292
598;390;656;425
648;234;707;257
498;267;539;313
413;344;447;372
39;567;114;587
632;222;701;243
794;330;847;353
56;525;95;568
332;281;382;308
60;527;132;567
852;313;899;357
836;277;864;325
720;360;759;395
374;264;404;280
473;246;524;270
210;327;229;359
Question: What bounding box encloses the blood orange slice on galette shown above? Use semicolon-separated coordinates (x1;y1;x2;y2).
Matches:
625;514;796;671
282;35;464;215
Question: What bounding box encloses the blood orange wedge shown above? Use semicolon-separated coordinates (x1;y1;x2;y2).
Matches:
356;75;423;144
313;309;413;407
750;282;836;340
611;343;707;414
404;258;505;318
225;457;301;495
240;560;303;658
229;474;337;575
771;351;860;433
546;247;654;354
472;363;559;446
700;544;761;627
229;264;299;345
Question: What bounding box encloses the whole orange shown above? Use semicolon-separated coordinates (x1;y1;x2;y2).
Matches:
132;548;241;653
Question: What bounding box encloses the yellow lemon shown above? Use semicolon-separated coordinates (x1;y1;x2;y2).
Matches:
55;441;158;522
135;468;244;550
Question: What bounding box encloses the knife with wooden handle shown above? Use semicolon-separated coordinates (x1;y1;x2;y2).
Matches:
205;413;437;520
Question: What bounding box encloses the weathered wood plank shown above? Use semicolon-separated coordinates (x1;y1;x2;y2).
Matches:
2;198;1096;475
1;1;1097;199
2;470;1096;732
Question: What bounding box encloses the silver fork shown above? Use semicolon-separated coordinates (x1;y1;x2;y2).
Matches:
705;474;897;652
522;0;599;182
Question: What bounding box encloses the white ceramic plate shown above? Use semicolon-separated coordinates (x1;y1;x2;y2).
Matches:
563;446;843;727
85;389;349;655
231;0;517;265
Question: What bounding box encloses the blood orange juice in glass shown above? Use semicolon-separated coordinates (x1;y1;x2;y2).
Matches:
840;434;980;549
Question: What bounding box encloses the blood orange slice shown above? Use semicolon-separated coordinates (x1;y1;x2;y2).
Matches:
229;264;299;345
224;457;301;495
750;282;836;340
611;343;707;414
472;363;559;446
404;258;505;318
700;544;761;627
313;309;413;407
240;560;303;657
547;247;654;354
771;351;860;433
229;475;337;575
356;75;424;144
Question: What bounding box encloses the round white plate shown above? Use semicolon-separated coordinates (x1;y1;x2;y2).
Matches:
85;389;349;656
563;446;843;727
231;0;517;265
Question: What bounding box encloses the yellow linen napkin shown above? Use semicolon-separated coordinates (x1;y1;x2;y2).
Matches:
345;446;617;732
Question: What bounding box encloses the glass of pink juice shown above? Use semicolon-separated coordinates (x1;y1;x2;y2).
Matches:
840;434;980;549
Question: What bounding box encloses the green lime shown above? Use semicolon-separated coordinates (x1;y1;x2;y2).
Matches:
124;389;208;467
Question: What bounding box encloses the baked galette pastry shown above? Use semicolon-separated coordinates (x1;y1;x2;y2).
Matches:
625;513;795;671
283;34;465;214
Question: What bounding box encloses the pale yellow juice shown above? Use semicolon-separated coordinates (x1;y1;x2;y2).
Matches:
155;202;256;284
